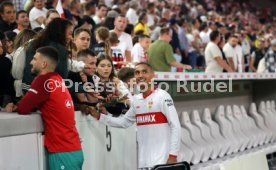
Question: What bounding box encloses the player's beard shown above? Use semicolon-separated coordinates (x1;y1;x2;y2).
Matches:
31;67;40;76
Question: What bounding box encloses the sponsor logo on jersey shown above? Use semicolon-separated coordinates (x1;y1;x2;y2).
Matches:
165;99;173;107
136;112;168;126
65;100;73;108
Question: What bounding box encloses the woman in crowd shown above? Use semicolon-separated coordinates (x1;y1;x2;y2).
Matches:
96;53;132;116
3;31;17;61
12;29;37;98
94;26;111;56
22;18;86;92
134;12;149;36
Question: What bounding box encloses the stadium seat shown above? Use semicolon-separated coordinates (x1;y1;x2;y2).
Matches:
180;112;203;164
225;105;248;152
271;101;276;113
240;105;265;146
201;108;231;156
266;101;276;128
181;111;211;162
190;110;220;159
178;140;194;164
232;105;254;149
259;101;276;134
214;105;239;154
249;103;275;143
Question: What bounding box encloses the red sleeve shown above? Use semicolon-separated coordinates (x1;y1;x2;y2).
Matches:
17;76;50;114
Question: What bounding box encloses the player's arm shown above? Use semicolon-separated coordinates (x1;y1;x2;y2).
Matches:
89;103;136;128
161;92;181;164
17;77;50;114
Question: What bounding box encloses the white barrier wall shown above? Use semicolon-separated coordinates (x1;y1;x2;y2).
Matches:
75;111;138;170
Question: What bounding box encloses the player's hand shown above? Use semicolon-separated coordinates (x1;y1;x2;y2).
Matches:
166;156;177;164
79;71;88;83
87;89;104;100
87;106;100;119
4;103;15;112
99;105;108;114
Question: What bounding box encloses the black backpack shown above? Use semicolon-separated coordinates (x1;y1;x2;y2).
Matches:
152;162;190;170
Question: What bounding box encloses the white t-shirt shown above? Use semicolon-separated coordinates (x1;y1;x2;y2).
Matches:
235;45;243;71
93;15;101;25
29;7;48;29
117;31;133;55
126;8;138;25
199;31;210;44
223;43;236;60
147;14;155;28
131;43;147;63
205;42;223;73
186;34;196;52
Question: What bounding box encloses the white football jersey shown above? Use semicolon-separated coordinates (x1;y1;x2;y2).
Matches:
99;88;181;168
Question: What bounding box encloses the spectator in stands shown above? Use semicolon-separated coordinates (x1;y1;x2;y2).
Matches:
69;0;83;27
177;18;189;61
73;28;91;52
0;1;17;33
148;27;191;72
88;62;181;169
15;46;83;170
126;0;138;25
134;12;149;36
14;10;30;34
223;34;238;71
109;31;124;69
250;38;267;72
83;1;96;18
103;10;118;30
112;14;133;63
12;29;37;98
234;33;245;72
29;0;48;29
3;31;17;61
22;18;74;92
265;39;276;72
0;40;15;112
93;4;108;25
45;9;60;26
68;49;99;105
96;53;131;105
131;34;150;64
94;26;111;56
205;30;233;73
240;30;251;72
199;22;210;46
147;2;158;32
186;23;199;68
13;0;25;12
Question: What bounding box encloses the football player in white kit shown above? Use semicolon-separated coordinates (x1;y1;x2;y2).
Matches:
89;62;181;169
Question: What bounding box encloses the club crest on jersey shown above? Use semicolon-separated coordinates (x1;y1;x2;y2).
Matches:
147;101;153;109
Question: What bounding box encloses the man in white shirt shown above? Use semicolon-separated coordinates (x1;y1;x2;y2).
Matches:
93;4;107;25
29;0;48;29
112;14;133;63
132;34;151;64
88;62;181;169
205;31;233;73
126;0;138;25
223;35;238;71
